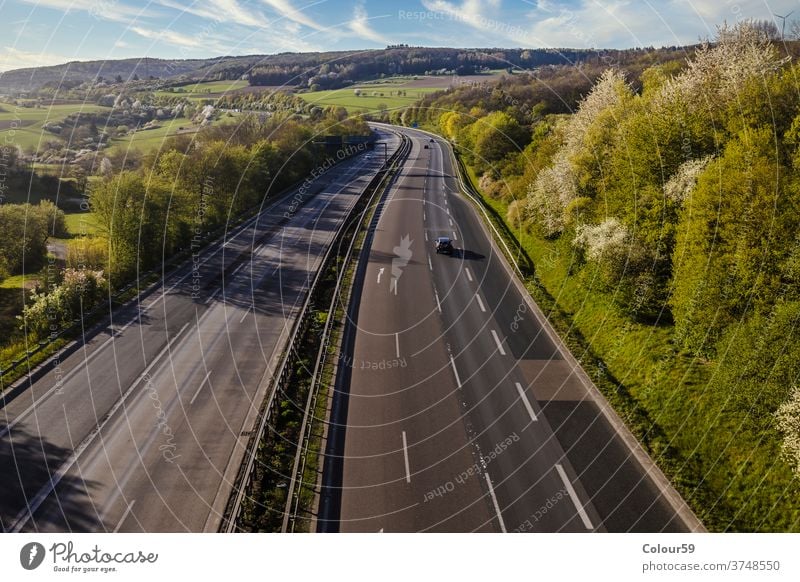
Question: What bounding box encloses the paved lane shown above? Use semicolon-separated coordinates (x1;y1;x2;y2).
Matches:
333;127;702;533
0;129;400;532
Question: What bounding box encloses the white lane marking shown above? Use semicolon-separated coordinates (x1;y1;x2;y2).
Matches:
402;431;411;483
485;472;507;533
205;287;222;305
10;322;190;532
515;382;538;422
423;211;426;221
395;333;400;358
428;254;433;271
449;218;453;227
239;306;252;324
490;330;507;356
377;267;385;284
434;289;442;313
449;355;462;388
191;370;213;405
555;464;594;530
231;263;245;277
424;231;428;241
465;267;473;282
113;500;136;533
452;231;458;241
475;294;487;313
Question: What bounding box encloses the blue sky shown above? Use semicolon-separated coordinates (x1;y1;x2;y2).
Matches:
0;0;796;71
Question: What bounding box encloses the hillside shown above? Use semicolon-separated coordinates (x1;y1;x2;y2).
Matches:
0;46;695;94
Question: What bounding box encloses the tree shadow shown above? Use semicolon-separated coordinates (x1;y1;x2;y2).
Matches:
0;426;103;532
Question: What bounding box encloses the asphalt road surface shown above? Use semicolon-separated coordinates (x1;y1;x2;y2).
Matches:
0;129;400;532
330;126;702;533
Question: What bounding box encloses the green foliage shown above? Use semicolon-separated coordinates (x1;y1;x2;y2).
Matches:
20;268;108;339
671;127;797;354
712;302;800;430
0;201;65;277
421;22;800;530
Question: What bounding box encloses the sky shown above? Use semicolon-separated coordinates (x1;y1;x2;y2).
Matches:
0;0;797;71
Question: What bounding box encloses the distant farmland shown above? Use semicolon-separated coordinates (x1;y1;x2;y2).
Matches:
296;73;504;114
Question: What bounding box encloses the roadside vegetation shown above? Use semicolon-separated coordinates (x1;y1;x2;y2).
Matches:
0;103;370;380
412;22;800;531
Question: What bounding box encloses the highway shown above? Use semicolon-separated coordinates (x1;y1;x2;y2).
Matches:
326;127;703;533
0;128;400;532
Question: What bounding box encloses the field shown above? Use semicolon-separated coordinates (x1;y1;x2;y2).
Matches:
297;73;506;114
64;211;101;237
105;116;197;154
0;102;109;150
299;84;438;114
154;79;250;100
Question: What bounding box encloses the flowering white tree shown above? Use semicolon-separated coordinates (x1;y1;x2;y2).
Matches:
776;385;800;476
663;156;713;205
527;69;631;236
574;218;630;262
653;21;785;116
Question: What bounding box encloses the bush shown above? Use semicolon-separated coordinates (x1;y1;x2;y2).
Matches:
20;268;108;339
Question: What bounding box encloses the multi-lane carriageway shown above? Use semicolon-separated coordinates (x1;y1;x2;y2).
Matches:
1;122;702;534
0;128;400;532
326;126;704;533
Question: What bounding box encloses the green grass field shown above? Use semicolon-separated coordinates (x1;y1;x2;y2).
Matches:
105;116;198;154
298;84;441;114
64;212;101;237
0;102;110;150
154;79;250;100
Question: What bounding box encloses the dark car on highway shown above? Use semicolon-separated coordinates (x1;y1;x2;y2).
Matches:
434;236;454;255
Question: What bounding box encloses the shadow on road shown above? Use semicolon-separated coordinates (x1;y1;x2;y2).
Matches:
0;426;102;532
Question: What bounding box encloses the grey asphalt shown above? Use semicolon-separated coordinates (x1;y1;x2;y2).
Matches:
0;128;400;532
332;127;701;533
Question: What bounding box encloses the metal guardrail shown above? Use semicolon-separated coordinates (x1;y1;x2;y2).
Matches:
222;133;410;533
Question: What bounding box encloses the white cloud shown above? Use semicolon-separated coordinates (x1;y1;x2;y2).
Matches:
421;0;532;45
0;46;71;72
130;26;203;49
16;0;157;24
155;0;271;29
348;3;391;45
260;0;325;31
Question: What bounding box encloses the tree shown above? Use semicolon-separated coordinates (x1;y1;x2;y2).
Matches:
671;127;797;354
0;202;58;275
